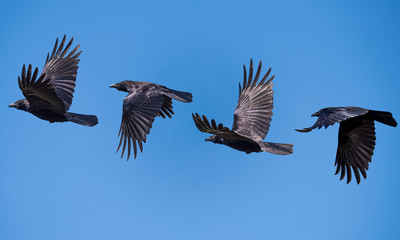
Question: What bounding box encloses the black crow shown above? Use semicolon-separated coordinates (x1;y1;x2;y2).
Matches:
110;81;192;160
9;35;98;127
192;59;293;155
296;107;397;184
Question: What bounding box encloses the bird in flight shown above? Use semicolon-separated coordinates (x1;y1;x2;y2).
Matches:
110;80;192;160
192;59;293;155
296;107;397;184
9;35;98;127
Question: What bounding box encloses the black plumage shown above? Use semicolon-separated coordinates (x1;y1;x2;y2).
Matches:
9;35;98;127
192;59;293;155
296;107;397;184
110;80;192;160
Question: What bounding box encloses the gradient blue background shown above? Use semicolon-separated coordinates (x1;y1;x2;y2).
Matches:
1;1;399;239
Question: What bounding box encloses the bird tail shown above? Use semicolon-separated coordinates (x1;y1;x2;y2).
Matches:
369;110;397;127
260;142;293;155
66;112;98;127
166;88;193;103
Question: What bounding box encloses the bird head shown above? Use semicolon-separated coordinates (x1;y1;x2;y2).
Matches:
9;99;29;111
205;135;223;144
110;81;130;92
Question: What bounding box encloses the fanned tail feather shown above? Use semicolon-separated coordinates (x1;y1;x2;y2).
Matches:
369;110;397;127
166;89;193;103
66;112;98;127
260;142;293;155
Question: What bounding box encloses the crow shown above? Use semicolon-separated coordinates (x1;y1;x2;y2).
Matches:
110;80;192;160
9;35;98;127
296;107;397;184
192;59;293;155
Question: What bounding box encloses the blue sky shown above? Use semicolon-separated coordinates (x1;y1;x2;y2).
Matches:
1;0;399;239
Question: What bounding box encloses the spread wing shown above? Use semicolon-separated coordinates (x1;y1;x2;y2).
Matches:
18;64;66;114
40;35;81;112
117;91;166;160
335;116;376;184
231;59;274;141
296;107;369;132
192;113;233;136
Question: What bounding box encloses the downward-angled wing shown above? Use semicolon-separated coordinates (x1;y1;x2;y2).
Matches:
231;59;274;141
41;35;81;111
335;115;376;184
117;91;166;160
192;113;233;136
18;64;66;114
296;107;369;132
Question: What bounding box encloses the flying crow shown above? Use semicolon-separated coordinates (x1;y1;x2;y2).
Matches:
296;107;397;184
110;80;192;160
192;59;293;155
9;35;98;127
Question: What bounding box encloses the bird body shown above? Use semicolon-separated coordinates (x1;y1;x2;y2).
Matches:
296;106;397;184
110;80;192;160
205;131;262;153
11;99;67;122
193;59;293;155
9;35;98;127
10;99;97;126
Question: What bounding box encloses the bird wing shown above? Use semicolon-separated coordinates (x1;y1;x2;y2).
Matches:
40;35;81;112
296;107;369;132
18;64;66;114
335;116;376;184
117;91;166;160
231;59;274;141
192;113;238;137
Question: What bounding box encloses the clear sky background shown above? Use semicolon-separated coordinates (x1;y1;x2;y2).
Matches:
1;1;399;239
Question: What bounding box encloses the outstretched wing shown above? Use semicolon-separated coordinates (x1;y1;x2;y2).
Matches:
117;90;166;160
296;107;369;132
18;64;66;114
192;113;236;136
231;59;274;141
335;115;376;184
41;35;81;111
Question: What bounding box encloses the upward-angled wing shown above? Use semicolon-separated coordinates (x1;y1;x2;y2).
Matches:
231;59;274;141
117;91;166;160
192;113;233;136
41;35;81;111
296;107;369;132
335;115;376;184
18;64;66;114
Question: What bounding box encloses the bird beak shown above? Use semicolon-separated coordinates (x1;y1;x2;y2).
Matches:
295;128;312;133
109;83;117;89
8;103;17;108
205;136;213;142
311;112;318;117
